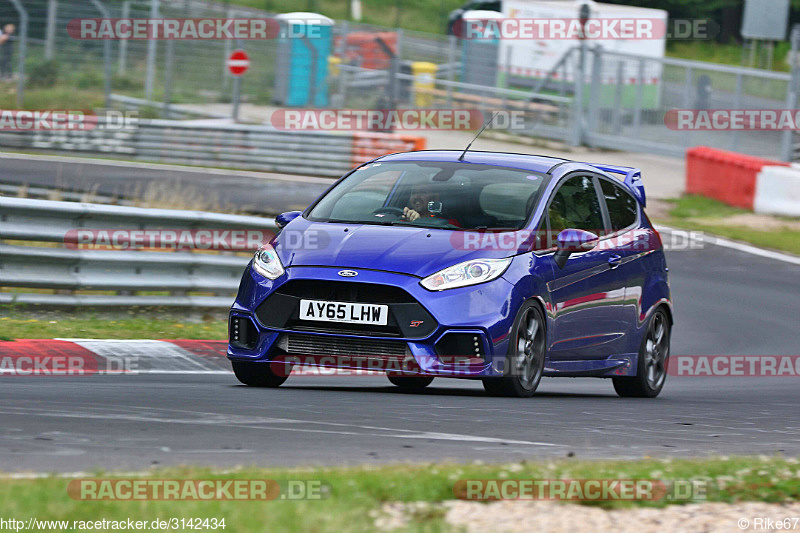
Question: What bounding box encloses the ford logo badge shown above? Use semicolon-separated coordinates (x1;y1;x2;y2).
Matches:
338;270;358;277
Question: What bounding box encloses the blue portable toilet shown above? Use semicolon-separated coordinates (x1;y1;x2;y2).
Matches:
460;11;502;90
274;12;334;107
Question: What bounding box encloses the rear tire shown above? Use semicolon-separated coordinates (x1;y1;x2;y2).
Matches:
231;361;289;388
387;375;434;390
482;301;546;398
613;308;670;398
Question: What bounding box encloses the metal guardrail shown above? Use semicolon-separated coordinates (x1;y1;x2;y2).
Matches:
0;119;424;178
110;94;230;120
0;197;276;308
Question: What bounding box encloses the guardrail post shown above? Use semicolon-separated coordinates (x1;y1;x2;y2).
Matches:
781;25;800;161
45;0;58;60
731;72;743;152
446;34;456;108
571;42;586;146
163;39;175;118
588;45;602;136
89;0;113;110
632;58;644;136
375;35;398;110
7;0;28;108
118;1;130;75
221;7;233;92
145;0;159;100
611;60;624;134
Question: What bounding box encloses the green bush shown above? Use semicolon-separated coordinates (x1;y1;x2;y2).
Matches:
75;69;104;89
27;59;60;88
112;73;140;91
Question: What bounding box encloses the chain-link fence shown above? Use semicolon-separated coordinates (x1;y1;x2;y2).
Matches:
578;47;795;160
2;0;799;161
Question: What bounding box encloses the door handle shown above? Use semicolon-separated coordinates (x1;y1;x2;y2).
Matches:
608;255;622;269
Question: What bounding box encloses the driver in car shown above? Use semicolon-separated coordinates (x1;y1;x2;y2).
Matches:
402;184;441;222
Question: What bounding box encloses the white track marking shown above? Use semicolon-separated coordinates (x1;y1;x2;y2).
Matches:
0;406;562;448
655;224;800;266
57;339;220;373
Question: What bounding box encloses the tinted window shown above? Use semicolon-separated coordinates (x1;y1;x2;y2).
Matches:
548;175;605;236
307;161;547;230
600;179;638;231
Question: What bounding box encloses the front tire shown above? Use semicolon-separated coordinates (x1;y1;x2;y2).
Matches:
387;375;434;391
232;361;289;388
613;308;670;398
482;302;546;398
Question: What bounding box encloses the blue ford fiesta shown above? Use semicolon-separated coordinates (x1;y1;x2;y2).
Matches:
228;150;672;398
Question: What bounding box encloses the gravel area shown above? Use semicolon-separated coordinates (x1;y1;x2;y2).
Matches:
376;501;800;532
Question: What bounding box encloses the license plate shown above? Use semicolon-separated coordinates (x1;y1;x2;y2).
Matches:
299;299;388;326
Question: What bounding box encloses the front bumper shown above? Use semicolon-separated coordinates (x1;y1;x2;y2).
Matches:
227;264;518;378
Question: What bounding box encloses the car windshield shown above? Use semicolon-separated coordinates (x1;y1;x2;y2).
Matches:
307;161;548;230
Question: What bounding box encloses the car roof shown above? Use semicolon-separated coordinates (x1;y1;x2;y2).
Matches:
374;150;569;174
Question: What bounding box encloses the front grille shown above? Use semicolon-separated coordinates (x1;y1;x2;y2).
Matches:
280;333;409;357
275;280;416;303
255;280;437;339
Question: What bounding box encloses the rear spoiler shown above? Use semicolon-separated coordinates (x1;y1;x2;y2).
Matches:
587;164;646;208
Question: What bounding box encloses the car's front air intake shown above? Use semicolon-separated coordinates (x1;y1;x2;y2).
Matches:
278;333;409;357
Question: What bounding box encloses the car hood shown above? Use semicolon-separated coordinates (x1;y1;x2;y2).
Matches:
273;217;520;278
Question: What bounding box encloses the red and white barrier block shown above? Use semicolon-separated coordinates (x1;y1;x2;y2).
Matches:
0;339;230;375
686;146;800;216
754;164;800;217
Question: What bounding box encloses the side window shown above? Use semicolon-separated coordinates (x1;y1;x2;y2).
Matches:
532;216;549;252
548;175;605;236
600;179;638;232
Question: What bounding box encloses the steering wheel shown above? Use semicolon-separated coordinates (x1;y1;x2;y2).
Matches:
372;207;405;217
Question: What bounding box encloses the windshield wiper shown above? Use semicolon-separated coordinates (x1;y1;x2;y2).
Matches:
324;219;393;226
390;221;460;229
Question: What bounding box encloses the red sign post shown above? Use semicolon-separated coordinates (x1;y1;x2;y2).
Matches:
227;49;250;121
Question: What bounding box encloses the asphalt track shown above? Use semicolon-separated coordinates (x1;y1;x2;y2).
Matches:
0;153;331;216
1;233;798;473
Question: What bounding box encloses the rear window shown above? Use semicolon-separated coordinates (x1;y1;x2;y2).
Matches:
600;179;638;231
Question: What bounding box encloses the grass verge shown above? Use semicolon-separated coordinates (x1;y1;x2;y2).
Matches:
0;312;226;341
654;195;800;256
0;456;798;532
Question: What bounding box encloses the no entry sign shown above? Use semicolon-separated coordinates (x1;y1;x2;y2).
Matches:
227;49;250;76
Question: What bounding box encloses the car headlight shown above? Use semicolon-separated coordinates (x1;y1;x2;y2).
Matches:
420;257;512;291
252;244;285;280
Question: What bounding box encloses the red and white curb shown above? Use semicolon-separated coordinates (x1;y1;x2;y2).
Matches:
0;339;231;375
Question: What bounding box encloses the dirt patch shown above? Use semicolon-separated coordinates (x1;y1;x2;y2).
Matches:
377;500;800;532
692;213;800;232
645;198;673;220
